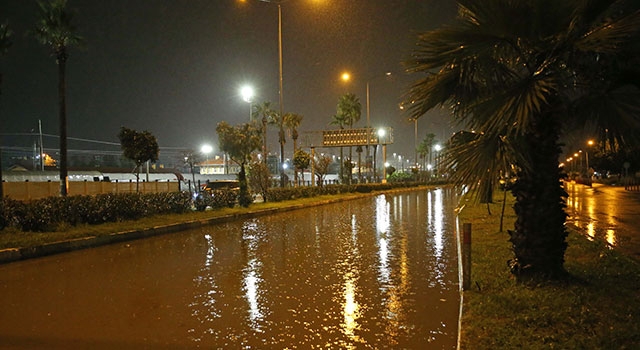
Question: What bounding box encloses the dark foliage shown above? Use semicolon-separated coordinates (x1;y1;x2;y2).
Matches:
0;191;192;232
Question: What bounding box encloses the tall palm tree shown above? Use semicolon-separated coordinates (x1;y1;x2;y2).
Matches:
330;113;347;183
0;22;12;198
335;93;362;184
252;101;276;164
417;132;436;178
34;0;82;196
270;112;287;187
283;112;303;185
405;0;640;281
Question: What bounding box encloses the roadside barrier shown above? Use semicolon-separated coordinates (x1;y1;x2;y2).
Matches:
1;179;179;201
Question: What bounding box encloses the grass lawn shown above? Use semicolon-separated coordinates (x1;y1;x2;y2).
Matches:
458;190;640;349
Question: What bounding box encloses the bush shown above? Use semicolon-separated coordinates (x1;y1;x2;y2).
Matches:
0;192;193;232
195;189;238;211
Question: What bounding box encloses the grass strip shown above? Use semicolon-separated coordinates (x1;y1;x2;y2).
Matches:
458;190;640;349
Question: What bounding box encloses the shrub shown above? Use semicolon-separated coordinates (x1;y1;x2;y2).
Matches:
0;192;193;232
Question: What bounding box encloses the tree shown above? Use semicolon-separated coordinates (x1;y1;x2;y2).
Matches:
268;111;287;187
405;0;640;281
248;158;271;202
181;149;200;194
335;93;362;184
313;155;332;187
329;112;347;183
417;132;437;178
33;0;82;196
0;22;12;198
292;149;310;185
118;127;159;192
216;121;262;207
252;101;276;164
284;112;303;185
337;93;362;129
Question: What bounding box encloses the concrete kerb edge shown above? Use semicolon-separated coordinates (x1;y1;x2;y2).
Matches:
0;186;434;265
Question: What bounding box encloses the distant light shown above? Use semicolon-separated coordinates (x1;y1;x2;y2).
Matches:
341;72;351;82
434;144;442;151
240;85;254;103
201;144;213;154
377;128;386;137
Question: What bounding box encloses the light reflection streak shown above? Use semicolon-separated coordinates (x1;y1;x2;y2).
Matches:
433;189;444;259
378;236;390;288
567;182;618;248
587;222;595;241
188;233;221;341
606;229;616;247
376;195;390;234
342;272;359;338
352;214;358;243
375;195;392;289
242;221;265;330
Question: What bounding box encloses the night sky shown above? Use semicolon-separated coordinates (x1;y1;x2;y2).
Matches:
0;0;457;164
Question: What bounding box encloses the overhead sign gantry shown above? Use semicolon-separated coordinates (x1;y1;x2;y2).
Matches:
302;127;393;148
301;127;394;185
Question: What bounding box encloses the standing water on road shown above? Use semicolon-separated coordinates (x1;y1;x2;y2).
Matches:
0;188;461;349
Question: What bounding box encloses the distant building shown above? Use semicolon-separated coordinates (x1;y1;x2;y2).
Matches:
198;155;239;175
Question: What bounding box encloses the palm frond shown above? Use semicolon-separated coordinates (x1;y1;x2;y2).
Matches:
443;130;518;201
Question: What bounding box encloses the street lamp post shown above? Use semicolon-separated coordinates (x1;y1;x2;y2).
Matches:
366;72;392;180
586;139;594;174
253;0;287;186
413;117;418;170
378;128;388;183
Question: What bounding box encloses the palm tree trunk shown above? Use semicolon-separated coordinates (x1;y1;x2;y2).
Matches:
262;118;267;164
508;112;568;281
293;135;298;186
238;163;252;207
0;73;3;198
279;127;285;187
58;54;68;196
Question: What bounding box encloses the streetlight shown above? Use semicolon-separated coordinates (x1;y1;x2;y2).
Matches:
366;72;392;161
201;144;213;159
586;139;594;175
240;85;255;121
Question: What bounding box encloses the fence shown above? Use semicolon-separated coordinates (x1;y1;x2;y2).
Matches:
2;180;180;201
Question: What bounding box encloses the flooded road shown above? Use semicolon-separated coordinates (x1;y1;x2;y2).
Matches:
0;188;460;349
565;182;640;259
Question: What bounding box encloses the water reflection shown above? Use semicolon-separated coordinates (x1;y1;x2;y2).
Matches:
0;190;460;348
342;271;360;346
565;182;619;248
188;233;220;342
242;220;265;329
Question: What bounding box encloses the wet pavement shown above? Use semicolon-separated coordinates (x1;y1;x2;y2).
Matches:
565;182;640;260
0;189;460;349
